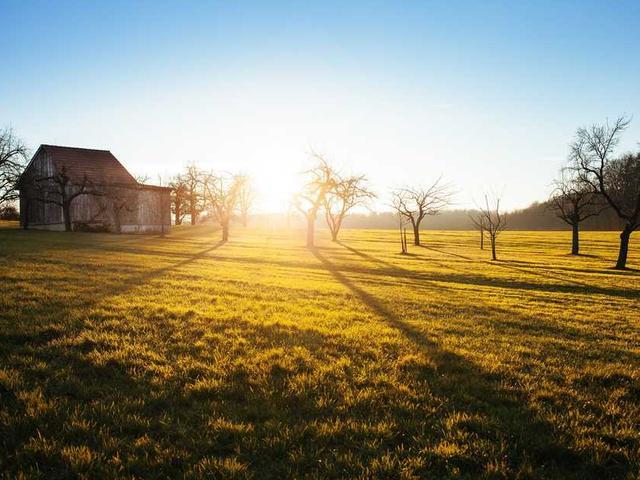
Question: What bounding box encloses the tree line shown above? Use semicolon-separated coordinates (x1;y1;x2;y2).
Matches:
1;115;638;268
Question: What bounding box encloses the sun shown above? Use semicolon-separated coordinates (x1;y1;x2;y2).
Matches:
252;165;299;214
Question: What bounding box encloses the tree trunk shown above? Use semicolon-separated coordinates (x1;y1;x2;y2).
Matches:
402;228;408;254
63;202;72;231
306;216;315;247
190;192;197;225
480;228;484;250
571;223;579;255
491;236;497;261
413;224;420;246
221;221;229;242
330;217;341;242
615;226;632;270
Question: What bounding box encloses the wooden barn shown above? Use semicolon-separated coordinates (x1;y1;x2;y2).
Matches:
18;145;171;233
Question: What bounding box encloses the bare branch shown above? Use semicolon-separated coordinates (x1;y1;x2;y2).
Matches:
390;176;454;245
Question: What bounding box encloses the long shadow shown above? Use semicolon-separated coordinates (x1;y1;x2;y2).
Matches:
162;247;640;301
0;314;339;477
0;239;228;345
336;243;640;363
89;240;227;302
206;250;637;300
310;248;610;478
418;245;639;299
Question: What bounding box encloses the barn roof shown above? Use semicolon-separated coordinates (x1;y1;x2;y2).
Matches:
19;144;171;191
39;144;138;185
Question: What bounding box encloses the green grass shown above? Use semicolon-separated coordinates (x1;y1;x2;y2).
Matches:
0;224;638;479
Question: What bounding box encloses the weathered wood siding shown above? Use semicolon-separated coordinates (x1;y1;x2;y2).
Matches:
120;188;171;233
20;149;63;227
19;151;171;234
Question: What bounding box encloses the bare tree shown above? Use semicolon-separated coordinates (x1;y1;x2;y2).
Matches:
202;172;241;242
23;166;96;232
184;165;206;225
391;177;454;245
477;193;507;261
293;153;337;247
570;116;640;269
469;211;485;250
548;169;605;255
236;174;255;227
0;128;29;208
398;214;408;254
135;174;150;184
323;173;375;241
169;174;188;225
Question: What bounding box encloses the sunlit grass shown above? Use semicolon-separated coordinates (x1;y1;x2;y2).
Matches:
0;224;638;479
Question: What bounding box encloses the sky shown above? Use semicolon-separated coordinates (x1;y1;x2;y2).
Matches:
2;0;639;212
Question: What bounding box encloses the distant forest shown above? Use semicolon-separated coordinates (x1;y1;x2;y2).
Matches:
336;201;623;231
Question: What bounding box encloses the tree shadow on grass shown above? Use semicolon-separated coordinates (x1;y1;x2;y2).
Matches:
310;247;625;479
338;242;639;361
1;314;411;479
0;239;227;355
416;244;639;299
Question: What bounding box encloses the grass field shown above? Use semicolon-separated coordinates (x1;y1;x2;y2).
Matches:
0;222;638;479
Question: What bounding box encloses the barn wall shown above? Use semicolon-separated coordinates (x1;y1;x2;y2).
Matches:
70;191;111;227
20;149;63;226
121;188;171;233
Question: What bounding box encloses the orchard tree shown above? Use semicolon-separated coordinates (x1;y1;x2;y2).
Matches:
185;164;206;225
23;166;97;231
0;128;28;208
549;169;604;255
469;211;486;250
169;174;188;225
391;177;453;245
477;193;507;261
202;172;242;242
293;153;337;247
323;173;375;241
236;174;255;227
570;116;640;269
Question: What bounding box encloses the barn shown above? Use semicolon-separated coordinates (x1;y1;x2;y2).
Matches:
18;145;171;233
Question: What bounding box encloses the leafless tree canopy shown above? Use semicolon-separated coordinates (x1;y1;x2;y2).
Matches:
202;172;242;242
135;174;151;184
602;152;640;225
324;173;375;241
169;174;188;225
0;128;29;208
468;211;486;250
236;174;255;227
549;169;605;254
391;177;454;245
293;153;337;247
185;165;206;225
23;166;98;232
477;193;507;261
570;116;639;269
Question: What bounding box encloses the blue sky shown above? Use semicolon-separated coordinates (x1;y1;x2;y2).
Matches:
2;0;639;211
